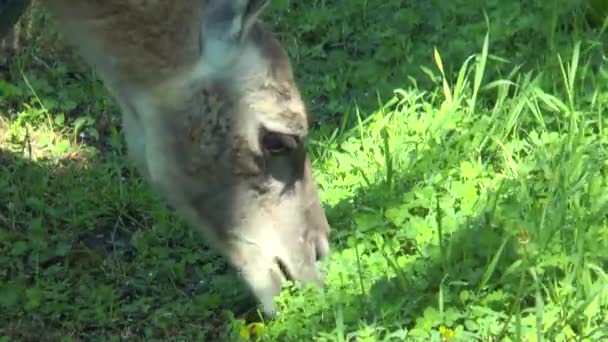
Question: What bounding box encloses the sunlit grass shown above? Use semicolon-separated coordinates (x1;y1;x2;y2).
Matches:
257;36;607;341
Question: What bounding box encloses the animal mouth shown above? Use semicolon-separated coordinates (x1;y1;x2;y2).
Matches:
275;257;294;282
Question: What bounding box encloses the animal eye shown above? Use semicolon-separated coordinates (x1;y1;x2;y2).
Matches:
262;131;297;155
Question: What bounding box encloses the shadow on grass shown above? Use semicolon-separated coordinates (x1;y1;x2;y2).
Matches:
269;0;601;125
0;146;262;340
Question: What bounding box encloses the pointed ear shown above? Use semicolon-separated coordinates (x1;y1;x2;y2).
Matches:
240;0;270;39
202;0;270;69
203;0;269;43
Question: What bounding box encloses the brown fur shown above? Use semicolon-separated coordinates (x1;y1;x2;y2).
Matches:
46;0;202;86
40;0;331;316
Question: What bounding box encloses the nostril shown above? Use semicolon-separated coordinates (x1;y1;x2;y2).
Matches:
275;257;294;281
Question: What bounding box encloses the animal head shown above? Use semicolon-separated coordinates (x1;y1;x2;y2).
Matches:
45;0;331;315
173;0;332;314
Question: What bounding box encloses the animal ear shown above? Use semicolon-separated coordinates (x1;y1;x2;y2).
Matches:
201;0;270;69
240;0;270;38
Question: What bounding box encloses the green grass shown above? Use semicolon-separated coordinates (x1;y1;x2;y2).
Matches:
1;1;607;341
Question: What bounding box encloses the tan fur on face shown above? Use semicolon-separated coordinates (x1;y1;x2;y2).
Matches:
42;0;331;316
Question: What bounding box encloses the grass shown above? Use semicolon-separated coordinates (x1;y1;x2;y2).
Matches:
1;0;607;341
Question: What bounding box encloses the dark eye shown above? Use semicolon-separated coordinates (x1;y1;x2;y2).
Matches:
261;131;297;155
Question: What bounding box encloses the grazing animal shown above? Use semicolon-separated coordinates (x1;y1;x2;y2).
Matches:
6;0;331;316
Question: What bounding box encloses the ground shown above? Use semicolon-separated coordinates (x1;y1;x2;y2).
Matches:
1;1;607;341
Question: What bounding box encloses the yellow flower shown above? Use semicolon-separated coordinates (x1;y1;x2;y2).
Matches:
439;326;455;341
239;322;266;340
